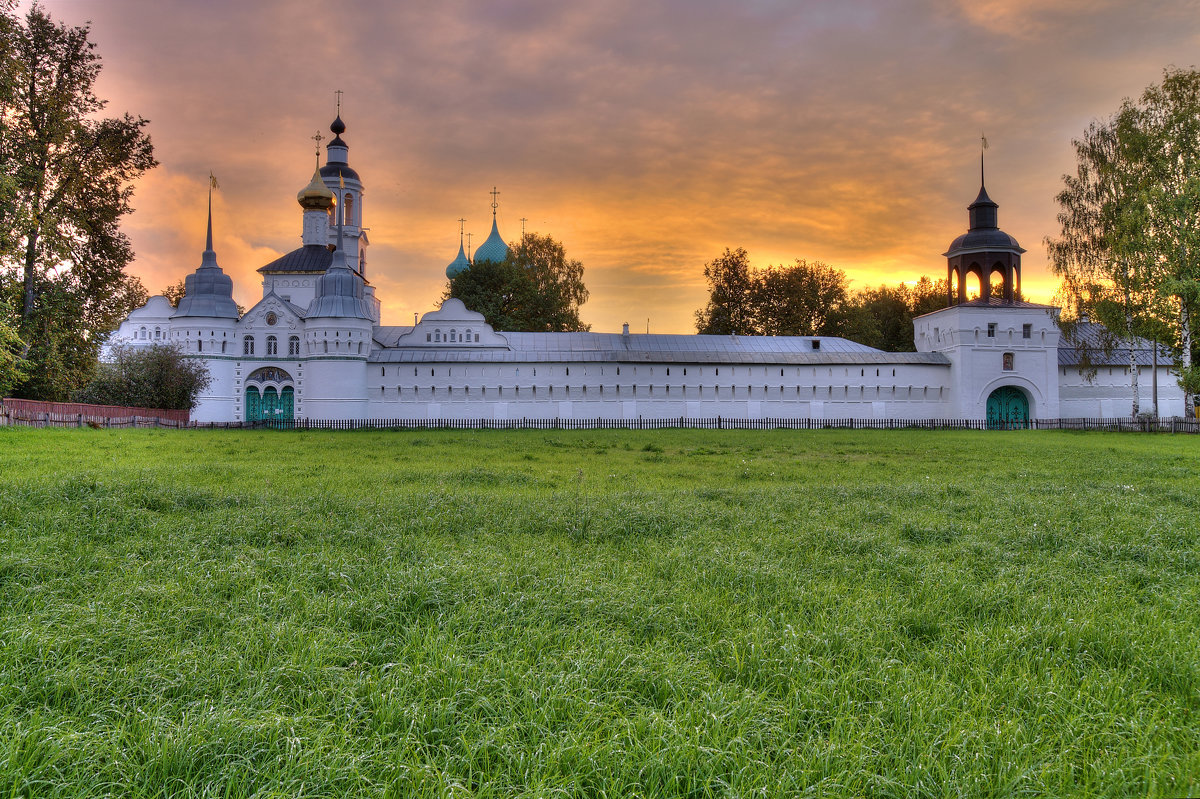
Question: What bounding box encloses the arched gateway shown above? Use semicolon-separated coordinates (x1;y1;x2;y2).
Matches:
245;367;294;423
986;386;1028;429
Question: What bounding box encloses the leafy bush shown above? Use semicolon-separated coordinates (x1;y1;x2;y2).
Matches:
73;343;210;410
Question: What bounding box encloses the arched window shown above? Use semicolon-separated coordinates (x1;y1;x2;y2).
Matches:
288;336;299;356
450;328;457;342
266;336;277;356
434;329;441;342
243;336;254;355
154;327;161;340
138;326;147;340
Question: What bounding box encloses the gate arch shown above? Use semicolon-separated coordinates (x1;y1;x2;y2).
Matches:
245;367;295;423
986;386;1029;429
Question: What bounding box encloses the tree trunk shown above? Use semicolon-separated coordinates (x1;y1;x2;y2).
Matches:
1181;301;1194;412
1126;283;1138;418
22;225;39;324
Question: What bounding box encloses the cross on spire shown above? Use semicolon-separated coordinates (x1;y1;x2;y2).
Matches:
520;217;528;238
458;217;466;242
466;232;473;258
490;186;500;217
312;131;324;166
335;89;343;115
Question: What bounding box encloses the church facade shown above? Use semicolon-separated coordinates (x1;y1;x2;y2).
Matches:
109;115;1186;424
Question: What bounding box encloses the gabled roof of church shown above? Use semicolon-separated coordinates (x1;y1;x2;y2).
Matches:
258;244;333;274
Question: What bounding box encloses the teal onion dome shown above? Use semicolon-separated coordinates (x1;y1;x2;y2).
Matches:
472;216;509;264
446;241;471;279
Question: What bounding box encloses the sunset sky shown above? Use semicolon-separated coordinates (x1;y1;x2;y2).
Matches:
37;0;1200;333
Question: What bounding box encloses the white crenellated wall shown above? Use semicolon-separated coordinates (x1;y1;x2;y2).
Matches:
358;358;956;421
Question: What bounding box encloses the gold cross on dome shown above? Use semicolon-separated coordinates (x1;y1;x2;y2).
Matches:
335;89;343;114
490;186;500;214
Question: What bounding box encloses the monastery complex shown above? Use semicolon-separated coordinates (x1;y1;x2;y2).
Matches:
109;115;1185;424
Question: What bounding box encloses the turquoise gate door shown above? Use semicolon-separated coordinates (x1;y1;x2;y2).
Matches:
280;387;294;421
245;386;262;422
986;386;1029;429
244;368;295;425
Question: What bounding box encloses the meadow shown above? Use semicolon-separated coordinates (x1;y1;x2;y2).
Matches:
0;426;1197;798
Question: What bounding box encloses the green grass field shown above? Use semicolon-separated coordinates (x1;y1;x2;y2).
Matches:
0;427;1197;798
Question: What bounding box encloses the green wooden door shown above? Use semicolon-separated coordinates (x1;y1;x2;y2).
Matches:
280;387;295;423
245;386;262;422
262;387;279;421
986;386;1029;429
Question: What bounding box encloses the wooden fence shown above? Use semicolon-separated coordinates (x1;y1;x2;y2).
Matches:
3;403;1196;433
0;399;189;428
228;416;1199;433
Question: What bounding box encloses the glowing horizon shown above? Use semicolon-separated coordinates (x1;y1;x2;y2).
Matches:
35;0;1200;334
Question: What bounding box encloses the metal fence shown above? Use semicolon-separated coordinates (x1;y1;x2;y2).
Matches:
4;407;1197;433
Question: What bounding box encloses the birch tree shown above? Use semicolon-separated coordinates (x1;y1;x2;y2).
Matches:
1047;104;1153;416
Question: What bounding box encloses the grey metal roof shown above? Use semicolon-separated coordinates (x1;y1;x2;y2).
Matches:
172;250;239;319
954;297;1058;310
258;244;333;274
944;228;1025;255
368;328;951;366
1058;321;1174;367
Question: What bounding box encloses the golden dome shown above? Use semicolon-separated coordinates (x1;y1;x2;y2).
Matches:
297;166;335;211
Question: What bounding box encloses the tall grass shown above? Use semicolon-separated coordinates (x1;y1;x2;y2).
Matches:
0;427;1197;797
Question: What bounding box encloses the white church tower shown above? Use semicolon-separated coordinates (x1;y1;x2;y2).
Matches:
171;189;240;422
301;194;373;420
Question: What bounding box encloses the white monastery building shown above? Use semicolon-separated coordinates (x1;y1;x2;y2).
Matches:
109;114;1185;424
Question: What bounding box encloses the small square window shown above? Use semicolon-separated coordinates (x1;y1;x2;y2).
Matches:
987;323;997;338
1022;324;1032;339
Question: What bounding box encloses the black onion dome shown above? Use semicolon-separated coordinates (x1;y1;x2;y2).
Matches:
328;115;347;148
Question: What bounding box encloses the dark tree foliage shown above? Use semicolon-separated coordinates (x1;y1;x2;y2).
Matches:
0;300;30;397
695;246;951;350
448;233;589;331
0;5;156;400
162;279;186;308
695;248;757;335
754;260;851;337
74;343;210;411
841;276;949;351
696;250;851;336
